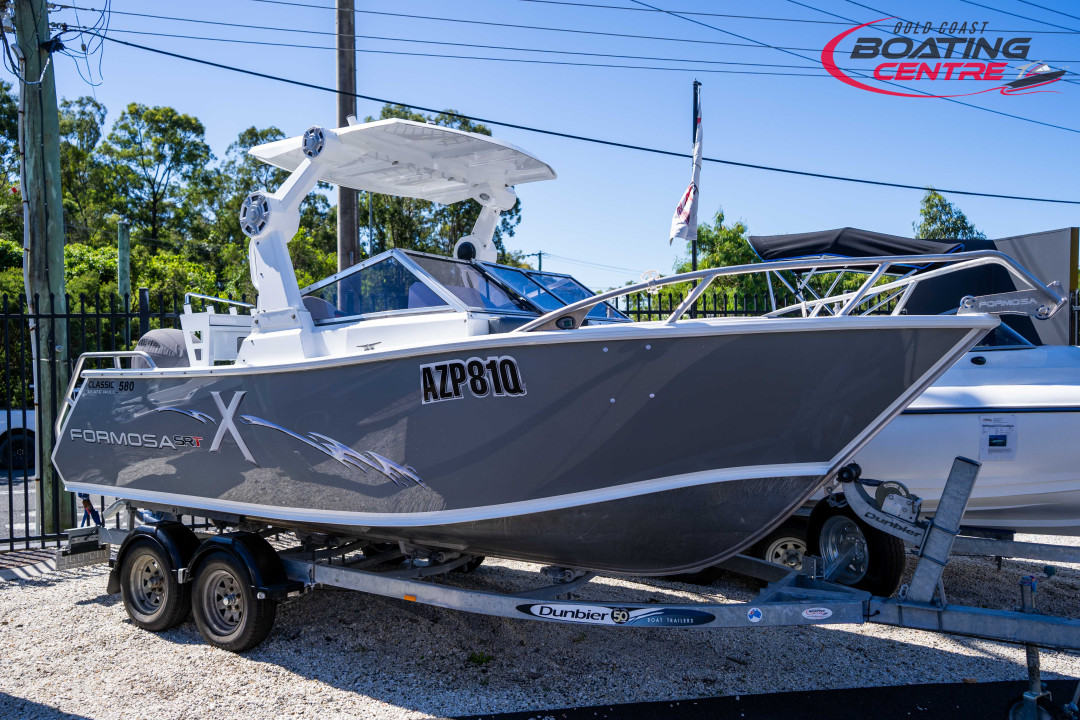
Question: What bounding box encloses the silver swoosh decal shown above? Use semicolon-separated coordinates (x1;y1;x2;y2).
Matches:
155;407;217;424
240;415;427;489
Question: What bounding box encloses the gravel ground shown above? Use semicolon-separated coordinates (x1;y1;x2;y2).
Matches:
1;536;1079;720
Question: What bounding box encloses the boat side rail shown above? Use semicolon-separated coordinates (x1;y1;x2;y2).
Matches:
511;250;1068;332
183;292;255;314
55;351;157;437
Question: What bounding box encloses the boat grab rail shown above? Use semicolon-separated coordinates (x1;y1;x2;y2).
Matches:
512;250;1069;332
183;292;255;311
55;351;157;438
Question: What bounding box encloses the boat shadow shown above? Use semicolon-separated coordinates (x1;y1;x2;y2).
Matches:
0;692;96;719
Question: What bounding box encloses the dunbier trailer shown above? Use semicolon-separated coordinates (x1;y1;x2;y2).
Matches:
59;456;1080;720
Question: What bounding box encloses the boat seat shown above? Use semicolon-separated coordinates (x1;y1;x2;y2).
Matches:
449;285;489;309
303;295;345;321
408;282;444;309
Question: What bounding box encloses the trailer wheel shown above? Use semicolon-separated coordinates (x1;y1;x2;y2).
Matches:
750;522;807;571
807;498;906;597
192;553;276;652
119;539;191;631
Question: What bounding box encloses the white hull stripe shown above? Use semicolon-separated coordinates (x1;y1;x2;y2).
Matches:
63;461;831;528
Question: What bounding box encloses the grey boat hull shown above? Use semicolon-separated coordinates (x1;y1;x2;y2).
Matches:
53;317;993;574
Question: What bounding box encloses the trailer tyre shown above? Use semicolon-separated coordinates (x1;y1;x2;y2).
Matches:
119;539;191;632
750;522;807;571
192;553;276;652
807;498;906;597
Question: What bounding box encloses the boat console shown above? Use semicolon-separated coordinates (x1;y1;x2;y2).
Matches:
179;248;629;368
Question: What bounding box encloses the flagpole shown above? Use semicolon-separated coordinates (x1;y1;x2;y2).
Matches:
691;80;701;275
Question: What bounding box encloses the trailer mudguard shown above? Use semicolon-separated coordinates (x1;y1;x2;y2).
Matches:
189;532;303;600
106;521;200;594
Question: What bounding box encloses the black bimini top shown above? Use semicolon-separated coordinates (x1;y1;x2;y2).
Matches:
747;227;994;266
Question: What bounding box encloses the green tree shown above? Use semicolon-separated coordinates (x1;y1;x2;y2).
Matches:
672;209;767;296
205;125;337;299
137;250;217;299
365;104;524;259
0;179;22;251
65;243;117;299
0;80;18;177
913;188;986;240
58;97;110;246
289;229;338;290
99;103;214;244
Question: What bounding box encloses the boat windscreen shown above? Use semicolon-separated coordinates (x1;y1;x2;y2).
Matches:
974;322;1036;349
303;255;448;322
411;255;535;313
527;272;628;320
483;265;565;312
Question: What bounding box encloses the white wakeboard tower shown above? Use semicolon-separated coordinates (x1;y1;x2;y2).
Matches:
240;117;556;336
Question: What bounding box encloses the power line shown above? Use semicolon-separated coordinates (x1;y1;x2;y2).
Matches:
544;252;644;275
505;1;858;25
957;0;1078;32
59;18;1080;68
239;0;1079;35
85;33;1080;206
67;28;830;76
53;4;827;52
1015;0;1080;23
514;0;1080;33
67;25;849;72
628;0;1080;135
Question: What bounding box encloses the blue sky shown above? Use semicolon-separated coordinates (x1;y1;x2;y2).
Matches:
40;0;1080;289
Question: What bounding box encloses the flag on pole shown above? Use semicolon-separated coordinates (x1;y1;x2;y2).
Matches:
669;85;702;245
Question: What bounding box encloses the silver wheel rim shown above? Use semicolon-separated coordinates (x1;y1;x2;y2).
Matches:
819;516;869;584
765;536;807;571
129;553;167;618
201;568;245;638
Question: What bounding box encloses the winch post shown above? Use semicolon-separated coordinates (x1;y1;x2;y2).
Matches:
1019;576;1050;720
904;457;980;604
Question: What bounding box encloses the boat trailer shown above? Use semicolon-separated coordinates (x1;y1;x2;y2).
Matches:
58;456;1080;720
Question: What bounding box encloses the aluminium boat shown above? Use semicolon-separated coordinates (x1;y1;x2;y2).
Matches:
50;120;1063;575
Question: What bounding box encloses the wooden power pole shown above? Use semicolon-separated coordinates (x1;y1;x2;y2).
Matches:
336;0;359;271
14;0;72;533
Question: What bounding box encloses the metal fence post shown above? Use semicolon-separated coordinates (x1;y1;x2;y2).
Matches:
138;287;150;339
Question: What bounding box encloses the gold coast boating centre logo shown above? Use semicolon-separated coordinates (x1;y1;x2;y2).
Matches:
822;17;1067;97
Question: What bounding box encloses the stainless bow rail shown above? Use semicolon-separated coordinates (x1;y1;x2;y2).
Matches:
55;351;157;438
514;250;1068;332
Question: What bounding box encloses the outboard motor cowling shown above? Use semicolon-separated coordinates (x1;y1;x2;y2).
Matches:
132;328;189;368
